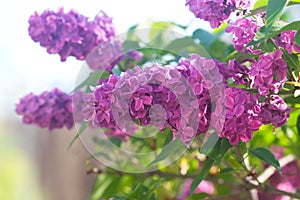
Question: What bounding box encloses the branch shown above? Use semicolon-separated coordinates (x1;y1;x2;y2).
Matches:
243;177;300;199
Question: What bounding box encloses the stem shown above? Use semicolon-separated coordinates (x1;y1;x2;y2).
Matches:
243;177;300;199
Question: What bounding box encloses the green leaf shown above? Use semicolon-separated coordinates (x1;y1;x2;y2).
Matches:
265;0;288;35
199;132;219;155
109;137;122;147
250;0;300;16
89;174;116;200
249;20;300;47
67;121;89;150
295;28;300;46
165;37;210;58
284;95;300;104
162;127;173;146
192;29;217;47
203;137;232;166
190;158;214;196
70;70;109;93
123;40;140;51
147;138;184;167
253;0;268;10
249;147;282;174
190;193;209;200
219;167;234;174
102;178;121;199
297;115;300;135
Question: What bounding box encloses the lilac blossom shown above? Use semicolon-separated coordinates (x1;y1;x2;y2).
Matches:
16;88;74;130
82;74;128;139
178;179;215;199
29;8;116;61
186;0;250;28
227;59;252;85
260;95;291;130
249;50;287;95
226;18;261;54
219;88;262;145
276;30;300;54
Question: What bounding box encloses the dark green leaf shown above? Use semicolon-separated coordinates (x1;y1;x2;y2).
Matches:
249;20;300;47
192;29;217;47
200;132;219;155
147;138;185;167
109;137;122;147
295;28;300;46
297;115;300;135
265;0;288;35
70;70;109;93
284;95;300;104
102;178;121;199
204;137;232;166
162;127;173;146
249;147;282;174
67;121;89;150
165;37;210;58
191;192;209;200
89;174;116;200
219;167;234;174
250;0;300;16
190;158;214;196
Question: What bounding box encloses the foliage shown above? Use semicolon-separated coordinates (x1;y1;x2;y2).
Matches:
16;1;300;199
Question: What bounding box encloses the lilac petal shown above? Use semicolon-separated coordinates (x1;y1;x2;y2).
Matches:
134;99;143;111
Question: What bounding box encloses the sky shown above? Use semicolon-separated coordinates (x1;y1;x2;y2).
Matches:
0;0;203;119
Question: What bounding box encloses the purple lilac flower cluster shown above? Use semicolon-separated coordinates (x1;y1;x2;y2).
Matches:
186;0;250;28
276;30;300;54
28;8;116;61
227;59;252;85
16;88;74;130
83;54;227;146
111;64;200;146
226;18;261;54
260;95;291;130
82;74;128;138
219;88;261;145
249;50;287;96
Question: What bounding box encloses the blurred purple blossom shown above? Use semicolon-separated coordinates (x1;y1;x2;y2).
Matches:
29;8;116;61
186;0;250;28
16;88;74;130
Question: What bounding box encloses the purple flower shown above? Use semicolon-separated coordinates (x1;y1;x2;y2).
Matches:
29;8;116;61
16;88;74;130
226;18;261;54
178;178;215;199
227;59;252;85
219;88;262;145
186;0;250;28
276;30;300;54
249;50;287;95
260;95;290;130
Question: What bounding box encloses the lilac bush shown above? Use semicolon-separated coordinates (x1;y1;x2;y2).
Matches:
15;1;300;199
